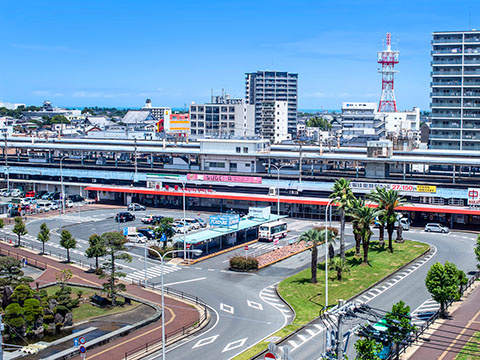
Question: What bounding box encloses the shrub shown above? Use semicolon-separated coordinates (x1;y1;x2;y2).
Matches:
148;246;176;258
43;314;54;324
229;256;258;271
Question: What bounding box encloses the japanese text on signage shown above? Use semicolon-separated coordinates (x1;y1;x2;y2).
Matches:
350;182;436;193
468;188;480;205
187;174;262;184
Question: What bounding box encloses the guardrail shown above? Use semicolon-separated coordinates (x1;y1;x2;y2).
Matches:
387;271;480;359
0;245;48;269
124;283;208;360
0;236;95;270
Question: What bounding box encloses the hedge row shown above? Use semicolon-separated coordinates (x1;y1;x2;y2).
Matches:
229;256;259;271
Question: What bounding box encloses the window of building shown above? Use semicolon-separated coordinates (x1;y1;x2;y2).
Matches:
209;162;225;168
245;163;250;167
221;107;227;112
229;107;235;112
243;147;248;153
190;106;196;112
230;162;237;170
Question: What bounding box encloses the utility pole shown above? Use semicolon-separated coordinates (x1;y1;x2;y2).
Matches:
0;313;4;360
337;300;345;360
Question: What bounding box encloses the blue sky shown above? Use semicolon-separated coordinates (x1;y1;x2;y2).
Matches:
1;0;478;110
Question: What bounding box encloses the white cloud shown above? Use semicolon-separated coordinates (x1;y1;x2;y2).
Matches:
73;91;129;98
32;90;64;97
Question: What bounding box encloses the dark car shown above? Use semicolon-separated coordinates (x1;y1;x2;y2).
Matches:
68;194;84;203
114;212;135;222
137;228;155;240
36;191;48;199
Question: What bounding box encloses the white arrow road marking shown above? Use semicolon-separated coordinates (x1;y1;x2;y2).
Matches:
220;303;234;314
222;337;248;352
192;334;219;348
247;300;263;310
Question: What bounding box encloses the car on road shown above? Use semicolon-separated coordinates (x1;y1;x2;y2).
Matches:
115;212;136;222
125;233;147;243
137;228;155;240
128;203;146;211
25;191;35;198
181;218;202;230
68;194;84;203
35;191;48;199
141;215;163;224
424;223;449;233
50;202;59;211
172;222;191;233
65;199;74;208
195;218;207;228
42;192;55;200
37;202;52;212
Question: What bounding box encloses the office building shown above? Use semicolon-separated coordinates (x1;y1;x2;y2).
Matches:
189;93;255;137
142;99;171;122
430;30;480;150
245;71;298;136
341;102;385;139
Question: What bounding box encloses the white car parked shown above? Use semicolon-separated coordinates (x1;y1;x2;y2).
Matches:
126;233;147;243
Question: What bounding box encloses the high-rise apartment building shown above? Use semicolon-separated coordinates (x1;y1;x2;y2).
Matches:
341;102;385;139
245;71;298;136
430;30;480;150
189;94;255;138
258;101;290;143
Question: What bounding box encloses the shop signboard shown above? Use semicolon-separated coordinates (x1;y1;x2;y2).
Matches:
209;214;240;227
350;182;436;194
468;188;480;205
187;174;262;184
248;206;271;219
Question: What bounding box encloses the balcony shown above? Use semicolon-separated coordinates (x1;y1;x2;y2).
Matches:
431;103;461;108
430;134;461;140
430;144;461;150
432;60;462;65
432;38;463;44
431;92;461;97
431;81;462;86
432;71;463;76
432;49;462;55
430;123;461;129
431;113;461;118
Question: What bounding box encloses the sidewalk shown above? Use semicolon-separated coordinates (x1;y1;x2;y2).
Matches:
408;281;480;360
0;242;202;360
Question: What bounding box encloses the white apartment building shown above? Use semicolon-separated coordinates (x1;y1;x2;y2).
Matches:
341;102;385;139
382;107;420;133
189;94;255;138
142;99;171;122
258;101;290;143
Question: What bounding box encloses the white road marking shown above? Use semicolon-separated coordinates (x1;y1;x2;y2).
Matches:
220;303;234;314
192;334;219;349
164;277;207;286
222;337;248;352
247;300;264;311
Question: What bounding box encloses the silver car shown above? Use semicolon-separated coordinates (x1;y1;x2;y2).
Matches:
424;223;449;233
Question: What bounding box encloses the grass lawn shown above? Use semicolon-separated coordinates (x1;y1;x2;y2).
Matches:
456;331;480;360
45;285;141;323
232;240;429;360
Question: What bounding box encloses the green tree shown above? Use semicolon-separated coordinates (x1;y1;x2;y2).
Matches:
153;217;175;249
0;218;4;228
385;301;416;347
4;303;25;336
350;198;365;256
425;261;468;318
37;222;50;254
297;229;323;284
99;232;132;305
329;257;350;281
10;284;34;307
0;257;25;286
306;116;332;131
12;216;27;247
330;178;356;261
23;298;43;328
368;188;406;253
319;227;338;260
348;204;381;264
59;230;77;263
354;338;383;360
49;115;70;125
85;234;107;272
475;234;480;270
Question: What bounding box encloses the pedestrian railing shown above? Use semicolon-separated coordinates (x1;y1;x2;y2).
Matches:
0;236;95;270
387;270;480;359
123;284;209;360
0;245;48;269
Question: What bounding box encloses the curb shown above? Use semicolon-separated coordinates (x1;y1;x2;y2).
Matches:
257;244;314;269
186;239;260;265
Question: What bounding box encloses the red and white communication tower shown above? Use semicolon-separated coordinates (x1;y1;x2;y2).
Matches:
377;33;399;112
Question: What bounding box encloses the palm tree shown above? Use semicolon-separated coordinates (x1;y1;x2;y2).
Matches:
368;188;406;253
330;178;356;261
298;229;323;283
348;205;381;264
349;198;365;256
330;257;350;281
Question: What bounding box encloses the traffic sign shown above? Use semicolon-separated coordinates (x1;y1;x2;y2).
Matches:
73;338;79;347
123;227;128;236
79;346;86;353
274;240;279;246
186;244;191;249
244;245;248;251
264;352;276;360
79;337;86;345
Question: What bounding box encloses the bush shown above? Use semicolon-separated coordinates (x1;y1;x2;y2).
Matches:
229;256;258;271
148;246;176;259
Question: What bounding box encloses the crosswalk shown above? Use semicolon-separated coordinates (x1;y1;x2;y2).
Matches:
249;242;278;252
58;214;105;223
124;264;182;283
411;298;439;326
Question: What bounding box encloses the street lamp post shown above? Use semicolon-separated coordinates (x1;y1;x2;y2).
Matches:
325;199;335;308
129;245;201;360
269;163;290;216
60;156;67;216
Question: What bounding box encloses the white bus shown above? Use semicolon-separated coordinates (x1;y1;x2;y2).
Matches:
259;221;288;242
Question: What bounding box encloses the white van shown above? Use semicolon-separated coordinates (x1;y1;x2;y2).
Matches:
395;218;410;231
37;202;52;212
